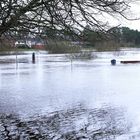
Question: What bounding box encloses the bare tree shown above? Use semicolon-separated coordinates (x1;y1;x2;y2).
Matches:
0;0;137;37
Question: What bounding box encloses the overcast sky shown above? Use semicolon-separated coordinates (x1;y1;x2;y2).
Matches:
109;1;140;31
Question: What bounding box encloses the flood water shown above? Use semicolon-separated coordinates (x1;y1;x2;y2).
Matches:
1;50;140;139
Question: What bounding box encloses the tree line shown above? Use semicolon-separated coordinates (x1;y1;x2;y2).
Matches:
82;26;140;47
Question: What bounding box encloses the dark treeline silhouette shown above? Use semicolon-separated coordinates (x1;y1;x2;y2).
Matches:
109;27;140;45
82;25;140;48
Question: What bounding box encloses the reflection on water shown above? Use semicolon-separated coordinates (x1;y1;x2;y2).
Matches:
1;50;140;139
0;104;130;140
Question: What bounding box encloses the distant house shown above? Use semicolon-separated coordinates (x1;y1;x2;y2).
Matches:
30;37;45;49
15;36;46;49
15;40;30;48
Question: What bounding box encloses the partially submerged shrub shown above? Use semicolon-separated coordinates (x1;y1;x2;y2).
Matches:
95;41;121;52
46;40;81;54
66;50;96;60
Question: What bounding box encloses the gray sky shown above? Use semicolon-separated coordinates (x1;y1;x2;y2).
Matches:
109;1;140;30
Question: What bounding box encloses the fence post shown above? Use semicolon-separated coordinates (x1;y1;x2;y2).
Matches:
32;52;35;63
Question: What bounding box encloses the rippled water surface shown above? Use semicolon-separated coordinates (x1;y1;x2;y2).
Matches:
1;50;140;139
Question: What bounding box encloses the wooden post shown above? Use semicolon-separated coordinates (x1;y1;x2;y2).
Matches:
32;52;35;63
15;44;18;69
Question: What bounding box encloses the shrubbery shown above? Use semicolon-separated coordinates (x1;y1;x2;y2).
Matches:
94;41;121;52
46;40;81;54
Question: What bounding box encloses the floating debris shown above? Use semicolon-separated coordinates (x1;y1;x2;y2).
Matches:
120;60;140;64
